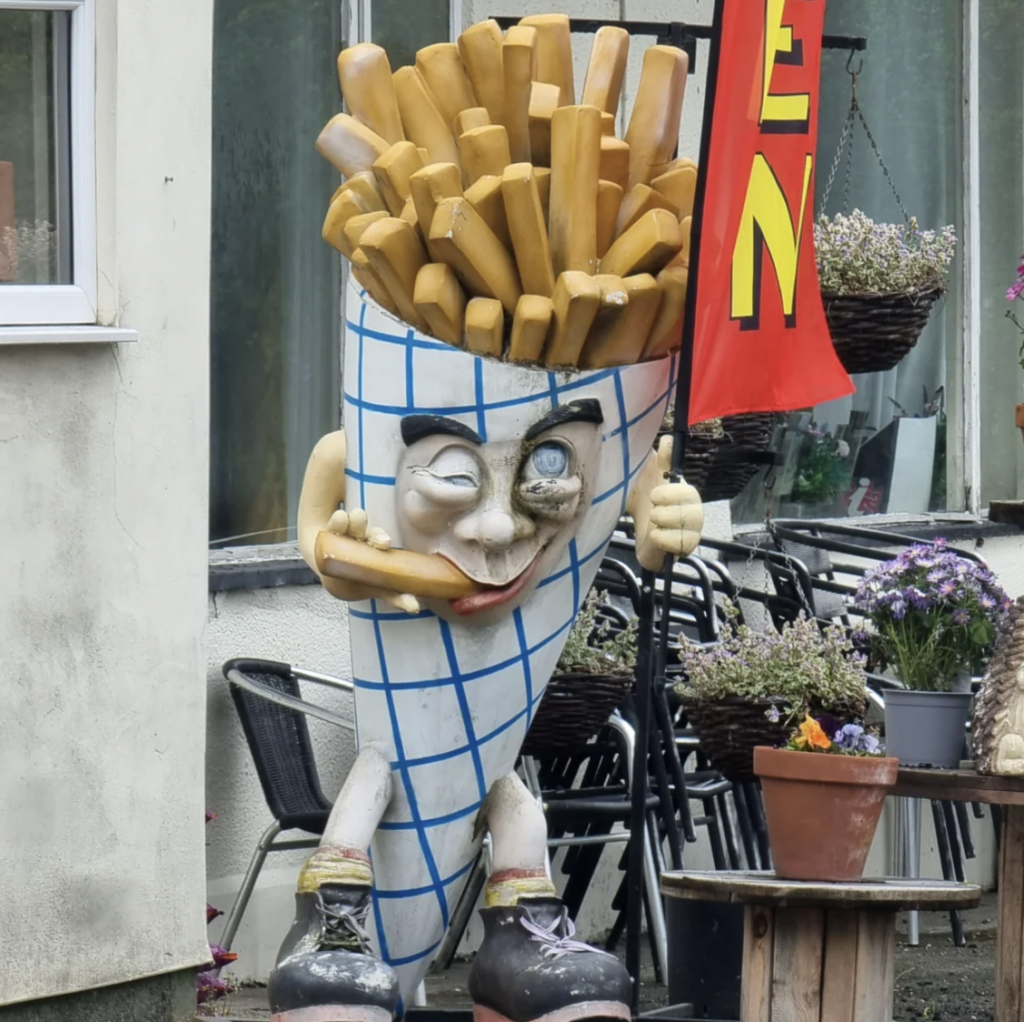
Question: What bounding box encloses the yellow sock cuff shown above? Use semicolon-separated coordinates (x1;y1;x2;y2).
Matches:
485;867;556;908
297;846;373;893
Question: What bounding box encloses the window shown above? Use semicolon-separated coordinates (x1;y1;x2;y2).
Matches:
0;0;96;326
731;0;1024;525
210;0;453;548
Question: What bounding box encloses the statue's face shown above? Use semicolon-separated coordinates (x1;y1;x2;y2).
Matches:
395;399;604;623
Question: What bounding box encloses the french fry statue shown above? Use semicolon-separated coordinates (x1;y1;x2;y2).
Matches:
269;22;703;1022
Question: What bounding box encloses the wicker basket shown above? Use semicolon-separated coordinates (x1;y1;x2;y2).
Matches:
822;286;943;375
700;413;775;502
682;696;791;782
522;671;632;758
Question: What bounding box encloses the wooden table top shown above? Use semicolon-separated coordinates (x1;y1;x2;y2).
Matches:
661;870;981;910
894;767;1024;805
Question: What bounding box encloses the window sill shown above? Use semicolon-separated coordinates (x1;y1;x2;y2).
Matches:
209;543;317;592
0;325;139;345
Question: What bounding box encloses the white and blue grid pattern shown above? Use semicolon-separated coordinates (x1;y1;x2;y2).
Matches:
340;282;676;1000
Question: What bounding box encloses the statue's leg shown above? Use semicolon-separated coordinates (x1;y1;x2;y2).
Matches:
268;744;401;1022
469;773;631;1022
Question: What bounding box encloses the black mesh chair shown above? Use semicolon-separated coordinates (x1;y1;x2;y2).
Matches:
219;658;355;951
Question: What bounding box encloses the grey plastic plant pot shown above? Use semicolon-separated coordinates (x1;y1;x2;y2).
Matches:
884;689;973;768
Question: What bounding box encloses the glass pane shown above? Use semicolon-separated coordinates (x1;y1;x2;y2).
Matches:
978;0;1024;504
210;0;342;547
371;0;449;70
0;9;71;285
731;0;963;525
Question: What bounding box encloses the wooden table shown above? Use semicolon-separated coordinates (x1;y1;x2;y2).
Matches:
894;768;1024;1022
662;870;980;1022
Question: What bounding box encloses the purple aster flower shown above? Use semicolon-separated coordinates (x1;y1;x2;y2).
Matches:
890;596;907;620
952;608;970;626
937;580;957;599
980;593;997;611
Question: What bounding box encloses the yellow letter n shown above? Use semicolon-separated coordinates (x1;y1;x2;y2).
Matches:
730;153;813;329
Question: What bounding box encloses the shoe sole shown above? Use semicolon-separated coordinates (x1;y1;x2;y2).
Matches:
473;1001;631;1022
271;1007;394;1022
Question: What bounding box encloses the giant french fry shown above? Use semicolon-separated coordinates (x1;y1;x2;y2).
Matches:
501;163;555;298
393;67;461;168
457;125;512;186
651;164;697;220
454;107;491;136
337;43;405;145
600;208;682;277
415;43;478;131
503;26;537;163
549;105;601;276
350;247;400;316
528;82;562;167
520;14;574;105
581;272;662;368
464;297;505;358
331;171;387;213
615;183;679;236
624;45;688;190
408;164;463;238
586;274;631;361
458;20;505;125
360;217;431;332
596;180;624;259
544;271;601;366
535;167;551;222
343;211;391;260
465;175;512;251
323;189;373;257
373;141;425;217
317;114;390;177
413;262;467;345
429;197;523;315
643;264;688;359
509;294;554;363
599;136;630;192
581;26;629;114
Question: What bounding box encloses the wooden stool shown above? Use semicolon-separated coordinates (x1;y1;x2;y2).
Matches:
662;871;980;1022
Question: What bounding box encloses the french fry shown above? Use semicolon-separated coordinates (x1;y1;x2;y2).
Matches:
457;125;512;186
581;26;629;114
400;197;420;234
581;272;662;368
544;272;601;366
373;141;425;217
413;263;467;345
615;183;679;236
465;175;512;251
351;247;400;316
331;171;387;212
528;81;562;167
393;67;461;168
596;180;624;259
501;163;555;298
342;210;391;259
322;189;373;257
458;20;505;125
415;43;478;131
409;162;463;261
651;165;697;220
535;167;551;222
360;217;431;332
550;105;601;276
599;136;630;192
600;208;682;278
465;297;505;358
586;274;631;362
509;294;554;363
643;264;688;360
520;14;575;105
317;114;390;177
337;43;405;145
624;45;689;190
454;107;491;136
600;112;616;137
503;26;537;163
429;197;523;315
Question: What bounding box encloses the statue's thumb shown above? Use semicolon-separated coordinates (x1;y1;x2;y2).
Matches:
657;434;674;475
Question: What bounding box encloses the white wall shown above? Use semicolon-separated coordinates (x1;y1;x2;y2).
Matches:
0;0;213;1006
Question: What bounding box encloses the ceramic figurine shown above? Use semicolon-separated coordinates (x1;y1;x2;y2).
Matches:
266;282;703;1022
974;596;1024;776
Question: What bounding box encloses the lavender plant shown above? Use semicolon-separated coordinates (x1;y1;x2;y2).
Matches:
1006;255;1024;372
854;541;1012;692
677;612;867;719
814;210;956;296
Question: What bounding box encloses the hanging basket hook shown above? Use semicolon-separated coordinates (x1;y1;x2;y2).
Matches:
846;49;863;79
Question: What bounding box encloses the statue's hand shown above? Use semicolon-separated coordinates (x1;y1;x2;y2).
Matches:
320;508;421;615
629;435;705;571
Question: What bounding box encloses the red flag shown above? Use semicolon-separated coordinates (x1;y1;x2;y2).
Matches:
686;0;854;425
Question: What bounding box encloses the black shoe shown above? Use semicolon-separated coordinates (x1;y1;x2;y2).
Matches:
268;883;400;1022
468;896;631;1022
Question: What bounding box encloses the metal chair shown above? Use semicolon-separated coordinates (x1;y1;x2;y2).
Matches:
219;658;355;951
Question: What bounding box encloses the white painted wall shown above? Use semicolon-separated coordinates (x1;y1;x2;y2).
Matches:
0;0;214;1006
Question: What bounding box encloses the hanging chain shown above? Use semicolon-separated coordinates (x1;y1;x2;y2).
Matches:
819;52;912;226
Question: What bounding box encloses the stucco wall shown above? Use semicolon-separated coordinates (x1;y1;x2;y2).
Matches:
0;0;213;1006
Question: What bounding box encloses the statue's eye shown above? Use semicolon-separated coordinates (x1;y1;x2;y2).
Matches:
529;441;570;479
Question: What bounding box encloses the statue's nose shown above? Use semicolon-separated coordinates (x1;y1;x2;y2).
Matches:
455;508;517;551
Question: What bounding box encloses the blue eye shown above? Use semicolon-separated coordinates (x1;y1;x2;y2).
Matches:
531;442;568;478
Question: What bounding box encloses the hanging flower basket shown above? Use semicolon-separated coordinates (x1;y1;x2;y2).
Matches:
822;285;944;375
700;413;776;502
522;671;633;757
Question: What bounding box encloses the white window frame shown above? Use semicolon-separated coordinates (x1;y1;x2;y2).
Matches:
0;0;97;327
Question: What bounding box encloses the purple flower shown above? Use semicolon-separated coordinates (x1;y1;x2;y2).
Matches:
765;705;781;723
1008;281;1024;301
835;723;864;751
980;594;997;611
953;608;970;626
860;733;882;755
890;596;907;620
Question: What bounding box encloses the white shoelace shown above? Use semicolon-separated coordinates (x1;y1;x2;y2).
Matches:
520;910;612;960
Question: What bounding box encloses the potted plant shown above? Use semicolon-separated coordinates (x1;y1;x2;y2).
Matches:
521;588;636;758
1005;255;1024;446
789;422;851;510
815;210;956;375
677;613;867;782
855;541;1012;768
755;716;897;882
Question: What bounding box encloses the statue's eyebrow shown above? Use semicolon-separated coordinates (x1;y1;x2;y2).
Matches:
524;399;604;442
400;415;484;447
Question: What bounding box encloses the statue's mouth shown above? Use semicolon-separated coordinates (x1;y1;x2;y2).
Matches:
445;553;543;616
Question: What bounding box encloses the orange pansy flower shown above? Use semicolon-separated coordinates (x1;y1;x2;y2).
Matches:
796;714;832;751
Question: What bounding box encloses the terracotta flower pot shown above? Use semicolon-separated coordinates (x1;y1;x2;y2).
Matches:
754;746;899;882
